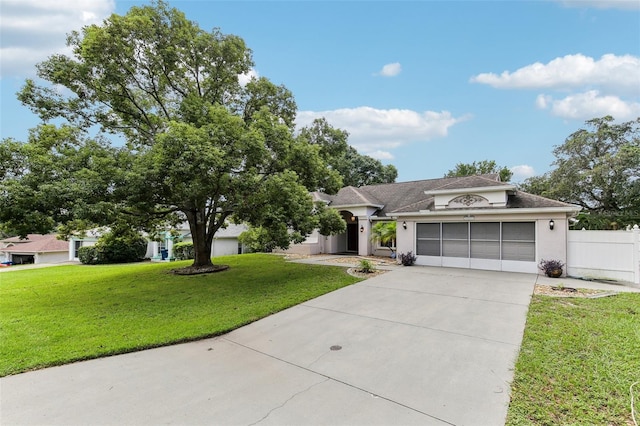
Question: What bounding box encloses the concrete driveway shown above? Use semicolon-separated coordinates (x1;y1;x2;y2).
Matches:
1;266;535;426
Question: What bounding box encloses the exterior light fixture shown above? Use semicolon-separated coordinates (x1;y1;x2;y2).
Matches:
350;216;355;222
360;225;364;233
402;221;407;230
549;219;555;230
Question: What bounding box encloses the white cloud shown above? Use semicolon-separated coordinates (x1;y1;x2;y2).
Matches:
368;150;395;160
0;0;115;78
470;54;640;96
238;68;259;86
556;0;640;10
377;62;402;77
296;107;469;157
536;90;640;120
510;165;536;181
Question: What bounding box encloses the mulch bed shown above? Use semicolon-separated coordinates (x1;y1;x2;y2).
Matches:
171;265;230;275
534;284;608;298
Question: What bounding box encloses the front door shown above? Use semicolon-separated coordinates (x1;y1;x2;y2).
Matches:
347;223;359;252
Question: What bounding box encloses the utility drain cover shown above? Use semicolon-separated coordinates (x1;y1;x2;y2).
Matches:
330;345;342;351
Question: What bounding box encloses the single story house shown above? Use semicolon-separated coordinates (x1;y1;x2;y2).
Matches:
0;234;70;265
287;174;581;275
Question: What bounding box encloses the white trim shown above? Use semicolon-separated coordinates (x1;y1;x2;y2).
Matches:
424;185;516;195
394;206;580;217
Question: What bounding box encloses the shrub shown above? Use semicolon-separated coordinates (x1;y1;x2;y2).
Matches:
174;242;194;260
358;259;375;273
78;246;100;265
399;251;417;266
80;226;148;265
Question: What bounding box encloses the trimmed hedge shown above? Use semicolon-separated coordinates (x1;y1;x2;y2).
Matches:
174;242;194;260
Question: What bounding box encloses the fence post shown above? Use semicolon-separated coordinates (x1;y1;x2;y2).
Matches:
633;225;640;285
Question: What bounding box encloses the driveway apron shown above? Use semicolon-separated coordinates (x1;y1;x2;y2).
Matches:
1;266;534;426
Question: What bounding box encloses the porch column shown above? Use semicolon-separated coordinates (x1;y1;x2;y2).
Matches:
358;217;372;256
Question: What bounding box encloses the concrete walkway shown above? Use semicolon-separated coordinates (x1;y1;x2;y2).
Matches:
3;261;637;425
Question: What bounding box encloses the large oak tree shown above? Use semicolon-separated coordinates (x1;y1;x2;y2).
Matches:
8;1;345;271
520;116;640;228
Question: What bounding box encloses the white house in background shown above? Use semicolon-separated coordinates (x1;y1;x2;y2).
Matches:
68;222;248;262
0;234;69;265
286;174;581;275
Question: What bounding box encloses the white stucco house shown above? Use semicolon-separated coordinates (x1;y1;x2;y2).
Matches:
0;234;70;265
286;174;581;275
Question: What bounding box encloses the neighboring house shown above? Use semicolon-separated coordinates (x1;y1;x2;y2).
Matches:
69;223;248;262
0;234;70;265
158;223;248;259
287;174;580;275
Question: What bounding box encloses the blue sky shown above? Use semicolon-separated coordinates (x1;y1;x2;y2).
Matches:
1;0;639;183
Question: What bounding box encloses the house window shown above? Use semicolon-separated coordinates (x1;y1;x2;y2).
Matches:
74;240;83;258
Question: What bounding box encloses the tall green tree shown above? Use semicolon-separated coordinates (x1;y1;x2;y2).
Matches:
444;160;513;182
520;116;640;223
298;118;398;187
10;1;344;271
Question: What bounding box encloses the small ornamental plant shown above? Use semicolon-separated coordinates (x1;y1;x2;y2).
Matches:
399;251;417;266
538;259;565;278
358;259;376;274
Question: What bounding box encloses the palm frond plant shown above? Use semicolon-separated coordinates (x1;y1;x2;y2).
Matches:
370;221;397;257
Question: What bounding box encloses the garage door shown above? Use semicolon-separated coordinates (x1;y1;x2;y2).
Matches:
415;222;537;273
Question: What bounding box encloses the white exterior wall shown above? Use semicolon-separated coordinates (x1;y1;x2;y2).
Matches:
567;227;640;284
36;251;69;264
211;238;241;257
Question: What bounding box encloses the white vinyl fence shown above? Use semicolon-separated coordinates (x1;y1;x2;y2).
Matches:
567;225;640;284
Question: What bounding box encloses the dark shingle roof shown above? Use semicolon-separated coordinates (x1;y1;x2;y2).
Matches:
320;174;576;215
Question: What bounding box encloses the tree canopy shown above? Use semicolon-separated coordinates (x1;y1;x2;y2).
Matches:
520;116;640;229
444;160;512;182
298;118;398;187
4;1;347;271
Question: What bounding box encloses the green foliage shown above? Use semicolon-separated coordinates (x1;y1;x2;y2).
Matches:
11;1;344;269
77;246;100;265
521;116;640;229
0;125;121;238
506;294;640;425
371;221;396;249
95;226;147;264
358;258;375;273
76;226;147;264
0;254;361;376
238;226;276;253
315;202;347;236
173;242;194;260
444;159;513;182
299;118;397;187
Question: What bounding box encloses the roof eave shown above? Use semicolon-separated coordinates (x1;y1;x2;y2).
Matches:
393;206;582;217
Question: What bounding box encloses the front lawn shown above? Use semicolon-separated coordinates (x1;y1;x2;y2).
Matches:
0;254;360;377
506;293;640;425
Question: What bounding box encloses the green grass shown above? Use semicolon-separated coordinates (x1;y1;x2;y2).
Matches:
0;254;360;377
506;293;640;425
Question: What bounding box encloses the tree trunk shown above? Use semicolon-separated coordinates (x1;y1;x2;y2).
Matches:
187;211;214;268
